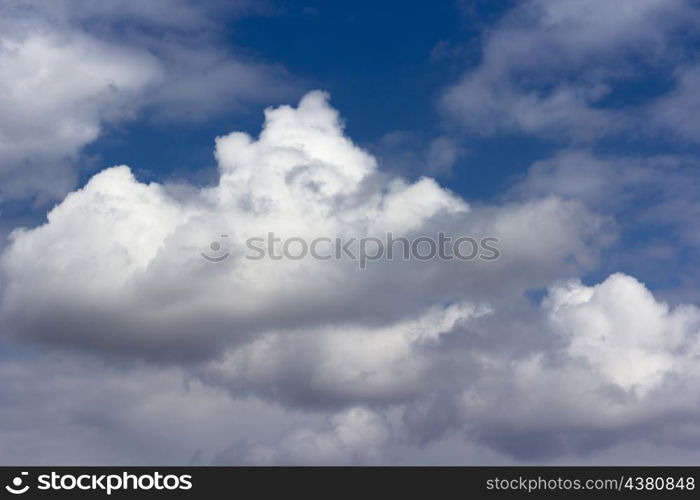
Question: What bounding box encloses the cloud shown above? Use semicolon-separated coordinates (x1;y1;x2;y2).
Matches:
387;273;700;461
509;149;700;295
3;271;700;464
197;302;487;409
0;91;604;361
546;273;700;391
0;0;296;203
371;132;465;177
198;273;700;462
0;340;321;465
440;0;698;141
5;0;258;30
214;408;391;465
651;64;700;143
0;30;160;201
3;91;700;464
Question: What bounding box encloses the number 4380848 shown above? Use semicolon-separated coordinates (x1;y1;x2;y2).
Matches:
624;476;695;491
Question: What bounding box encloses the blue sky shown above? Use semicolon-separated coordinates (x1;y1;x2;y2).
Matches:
2;0;700;466
84;2;546;196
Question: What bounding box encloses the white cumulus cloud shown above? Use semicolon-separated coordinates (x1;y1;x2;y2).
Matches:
0;91;604;360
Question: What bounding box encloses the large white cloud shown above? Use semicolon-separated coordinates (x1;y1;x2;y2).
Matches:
2;91;700;464
0;91;605;360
